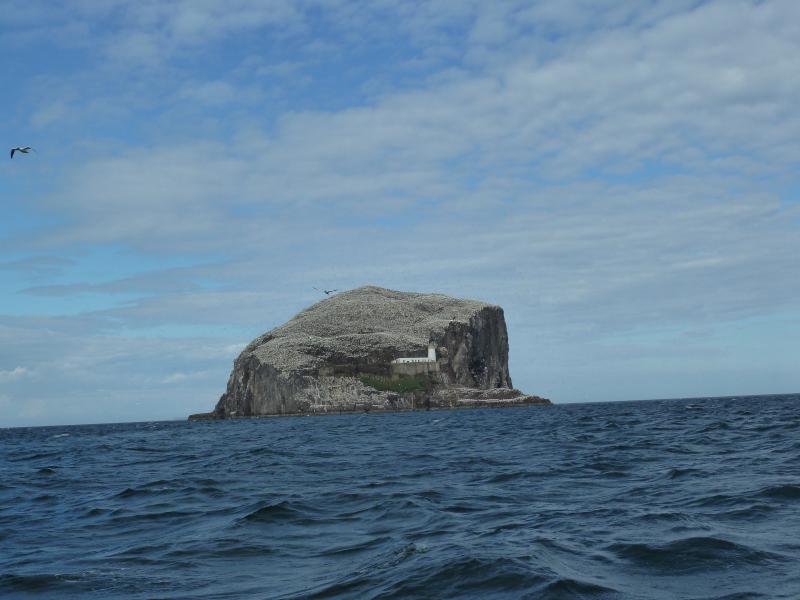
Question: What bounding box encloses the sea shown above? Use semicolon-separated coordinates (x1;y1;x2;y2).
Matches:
1;393;798;599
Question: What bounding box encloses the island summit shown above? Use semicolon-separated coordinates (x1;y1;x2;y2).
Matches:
189;286;549;420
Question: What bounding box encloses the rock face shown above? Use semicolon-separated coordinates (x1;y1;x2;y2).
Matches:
190;286;549;420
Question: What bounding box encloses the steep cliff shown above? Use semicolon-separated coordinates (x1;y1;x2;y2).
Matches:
189;286;548;420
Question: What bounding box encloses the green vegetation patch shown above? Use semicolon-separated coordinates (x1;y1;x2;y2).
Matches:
359;374;428;394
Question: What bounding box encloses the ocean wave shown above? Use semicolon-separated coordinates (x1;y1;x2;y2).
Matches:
307;554;550;599
0;573;87;594
237;500;310;523
311;536;392;557
755;483;800;500
534;577;620;599
607;536;784;572
666;467;705;479
113;481;179;498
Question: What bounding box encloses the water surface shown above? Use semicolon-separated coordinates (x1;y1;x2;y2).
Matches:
1;394;799;598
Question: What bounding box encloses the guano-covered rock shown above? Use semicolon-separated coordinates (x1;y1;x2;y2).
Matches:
189;286;549;420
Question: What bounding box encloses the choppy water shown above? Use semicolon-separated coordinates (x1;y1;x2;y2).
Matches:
1;394;799;599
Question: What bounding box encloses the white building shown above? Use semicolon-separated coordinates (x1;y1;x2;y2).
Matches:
391;343;436;364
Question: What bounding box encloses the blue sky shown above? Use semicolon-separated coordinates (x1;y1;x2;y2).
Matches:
1;0;799;426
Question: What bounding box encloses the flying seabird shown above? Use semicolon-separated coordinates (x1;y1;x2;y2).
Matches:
314;287;338;296
10;147;33;159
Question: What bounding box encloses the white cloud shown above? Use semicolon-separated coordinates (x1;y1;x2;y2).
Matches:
0;367;29;382
223;342;246;356
162;372;188;384
161;368;219;384
1;0;306;62
0;256;73;278
34;0;797;242
0;322;242;424
177;80;242;106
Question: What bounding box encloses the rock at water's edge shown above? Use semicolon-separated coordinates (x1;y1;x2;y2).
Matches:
190;286;549;420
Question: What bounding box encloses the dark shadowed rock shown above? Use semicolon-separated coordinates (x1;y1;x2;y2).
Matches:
190;286;549;420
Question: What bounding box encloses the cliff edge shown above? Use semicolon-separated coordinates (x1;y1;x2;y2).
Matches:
189;286;549;420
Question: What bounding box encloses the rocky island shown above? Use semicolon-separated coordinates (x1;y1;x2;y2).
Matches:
189;286;549;420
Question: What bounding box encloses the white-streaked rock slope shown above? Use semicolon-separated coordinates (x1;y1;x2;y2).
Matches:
190;286;548;419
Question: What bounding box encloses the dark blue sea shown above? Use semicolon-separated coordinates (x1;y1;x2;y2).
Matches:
1;394;799;599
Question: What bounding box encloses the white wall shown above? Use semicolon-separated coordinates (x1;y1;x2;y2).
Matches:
392;343;437;364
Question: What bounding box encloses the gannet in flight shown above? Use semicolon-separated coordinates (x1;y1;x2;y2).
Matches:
10;147;33;159
314;287;338;296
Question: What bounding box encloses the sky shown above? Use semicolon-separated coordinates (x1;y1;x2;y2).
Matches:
1;0;799;427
